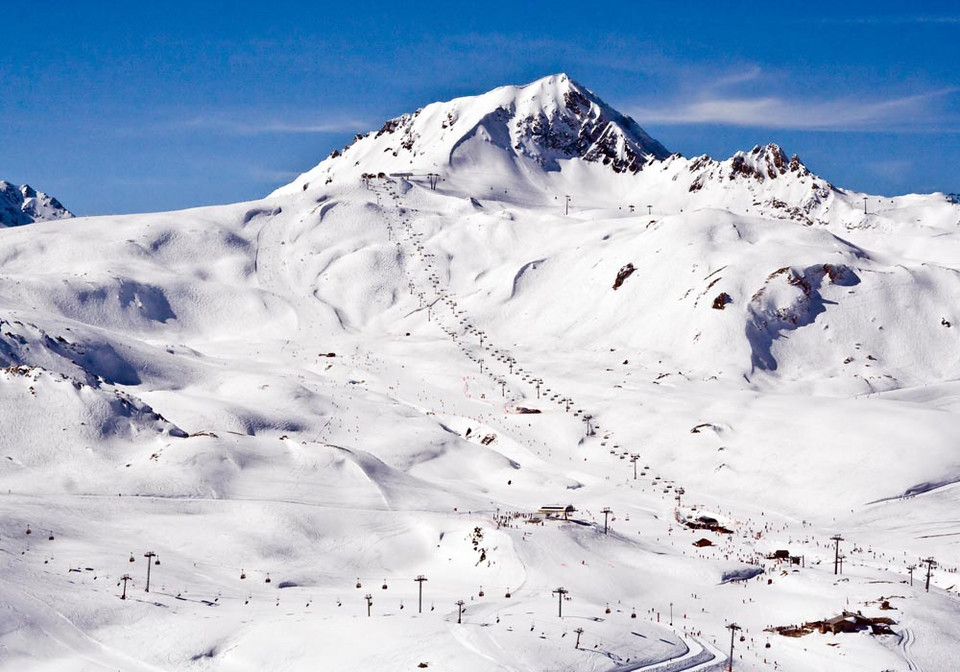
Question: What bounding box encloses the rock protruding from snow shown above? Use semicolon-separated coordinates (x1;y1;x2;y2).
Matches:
505;74;671;172
0;181;73;227
666;144;834;225
273;74;670;195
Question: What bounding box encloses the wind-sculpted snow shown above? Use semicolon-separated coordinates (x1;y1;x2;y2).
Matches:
746;264;860;372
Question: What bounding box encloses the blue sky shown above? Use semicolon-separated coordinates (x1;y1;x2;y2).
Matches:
2;1;958;215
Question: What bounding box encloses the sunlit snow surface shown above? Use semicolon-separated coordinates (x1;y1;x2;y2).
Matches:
2;76;960;671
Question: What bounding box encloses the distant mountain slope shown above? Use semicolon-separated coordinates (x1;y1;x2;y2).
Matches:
0;181;73;227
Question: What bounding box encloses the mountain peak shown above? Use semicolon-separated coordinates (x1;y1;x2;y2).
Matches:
274;75;670;195
729;143;811;182
0;180;73;228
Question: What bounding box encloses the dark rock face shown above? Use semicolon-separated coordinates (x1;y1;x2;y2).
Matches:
712;293;732;310
728;145;809;183
512;79;670;173
613;263;636;290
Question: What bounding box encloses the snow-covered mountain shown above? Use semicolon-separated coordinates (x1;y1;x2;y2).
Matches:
0;180;73;227
276;74;874;228
276;74;669;191
1;75;960;672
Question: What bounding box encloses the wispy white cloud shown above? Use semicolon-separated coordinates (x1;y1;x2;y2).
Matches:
112;112;369;139
244;166;302;183
630;86;959;131
175;116;367;135
864;159;914;183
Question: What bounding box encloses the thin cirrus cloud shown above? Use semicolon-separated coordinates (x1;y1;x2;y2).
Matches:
630;87;958;132
177;115;368;135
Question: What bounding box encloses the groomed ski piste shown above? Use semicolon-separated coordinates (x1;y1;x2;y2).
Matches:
1;75;959;671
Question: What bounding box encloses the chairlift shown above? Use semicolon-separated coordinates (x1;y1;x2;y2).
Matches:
478;586;484;597
505;588;512;598
265;574;272;584
382;579;388;590
631;608;637;619
605;604;611;614
154;556;160;566
356;578;362;589
129;552;135;563
48;532;55;541
240;570;247;580
25;526;32;535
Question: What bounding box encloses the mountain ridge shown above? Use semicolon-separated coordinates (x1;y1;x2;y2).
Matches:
271;74;846;225
0;180;73;227
273;74;673;194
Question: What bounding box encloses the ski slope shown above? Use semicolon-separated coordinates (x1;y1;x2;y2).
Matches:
1;75;959;671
